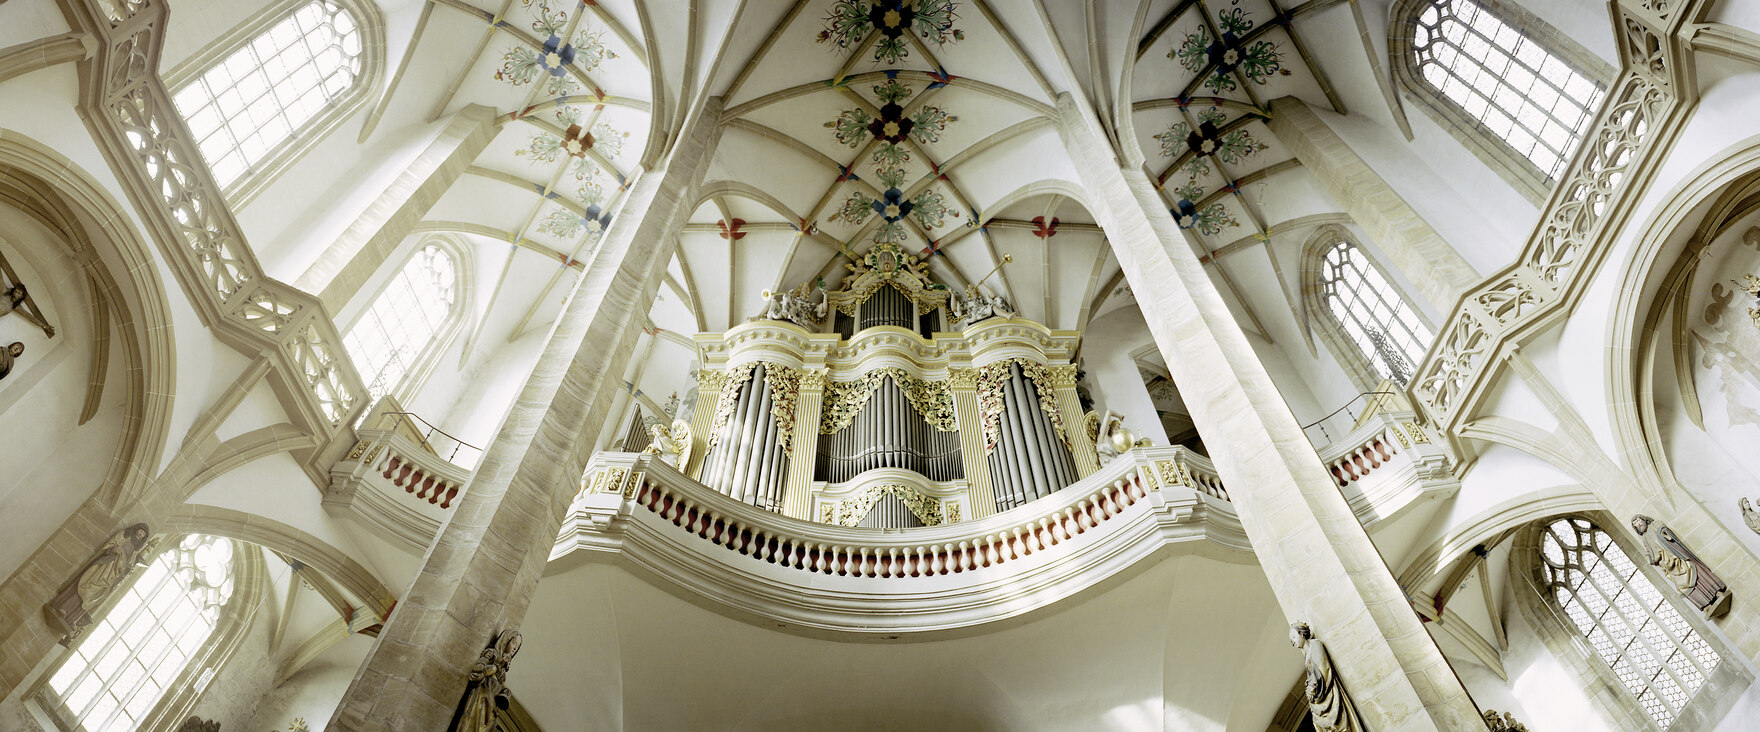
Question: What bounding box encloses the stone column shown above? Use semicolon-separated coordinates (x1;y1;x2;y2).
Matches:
1267;98;1478;316
1057;94;1484;731
781;370;826;520
327;105;723;731
947;367;994;519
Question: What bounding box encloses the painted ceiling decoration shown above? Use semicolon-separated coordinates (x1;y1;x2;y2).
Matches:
495;0;617;97
1172;7;1287;94
826;76;962;247
818;0;964;64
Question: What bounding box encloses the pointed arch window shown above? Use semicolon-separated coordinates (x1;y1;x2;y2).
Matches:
1306;234;1433;389
169;0;379;204
1540;518;1721;728
40;535;238;732
344;244;462;405
1392;0;1613;202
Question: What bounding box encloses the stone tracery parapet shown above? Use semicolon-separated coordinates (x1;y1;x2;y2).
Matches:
1410;0;1710;436
68;0;367;431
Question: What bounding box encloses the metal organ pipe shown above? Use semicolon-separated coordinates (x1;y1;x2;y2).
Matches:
754;383;783;510
726;365;767;499
1009;368;1040;504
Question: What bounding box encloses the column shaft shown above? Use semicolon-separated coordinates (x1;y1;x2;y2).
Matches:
328;106;721;731
1057;94;1482;731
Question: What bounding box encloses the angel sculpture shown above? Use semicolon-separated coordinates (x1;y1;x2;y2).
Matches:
641;419;693;469
1092;411;1151;466
1632;514;1733;618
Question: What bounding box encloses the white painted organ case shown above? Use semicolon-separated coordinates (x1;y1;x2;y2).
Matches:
680;245;1099;528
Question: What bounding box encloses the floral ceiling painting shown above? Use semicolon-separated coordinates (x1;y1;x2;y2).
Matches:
1131;0;1333;242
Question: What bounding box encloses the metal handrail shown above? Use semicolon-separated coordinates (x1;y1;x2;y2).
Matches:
374;411;484;465
1301;391;1396;445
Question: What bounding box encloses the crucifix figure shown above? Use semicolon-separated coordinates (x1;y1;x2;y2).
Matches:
0;254;56;337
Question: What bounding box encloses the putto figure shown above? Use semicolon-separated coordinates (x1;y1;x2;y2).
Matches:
1632;514;1732;619
1289;622;1364;732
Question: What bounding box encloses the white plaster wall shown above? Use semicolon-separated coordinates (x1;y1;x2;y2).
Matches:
0;0;72;49
1081;307;1173;444
1454;605;1615;732
240;637;372;732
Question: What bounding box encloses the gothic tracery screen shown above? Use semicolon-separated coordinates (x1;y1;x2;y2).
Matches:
1318;241;1431;385
344;244;459;404
1540;518;1720;728
42;536;237;731
171;0;365;188
1407;0;1604;181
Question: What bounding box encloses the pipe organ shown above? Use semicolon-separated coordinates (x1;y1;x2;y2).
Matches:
682;244;1099;528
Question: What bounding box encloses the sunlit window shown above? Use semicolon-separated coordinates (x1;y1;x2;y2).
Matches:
1319;241;1432;386
344;245;459;403
1541;518;1720;728
1408;0;1604;181
171;0;364;188
42;535;236;732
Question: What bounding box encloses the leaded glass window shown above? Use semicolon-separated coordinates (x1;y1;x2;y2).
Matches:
344;244;459;403
171;0;364;188
1318;242;1432;386
1541;518;1721;728
1408;0;1604;181
42;535;237;732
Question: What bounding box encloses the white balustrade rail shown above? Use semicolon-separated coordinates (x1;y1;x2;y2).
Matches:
553;445;1246;635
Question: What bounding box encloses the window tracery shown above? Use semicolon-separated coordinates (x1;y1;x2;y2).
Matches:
1311;238;1433;388
344;244;461;404
41;535;237;732
1394;0;1611;199
170;0;366;193
1540;518;1720;728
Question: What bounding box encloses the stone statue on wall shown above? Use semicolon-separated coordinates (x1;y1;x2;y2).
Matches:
1632;514;1733;619
176;717;221;732
1289;622;1364;732
1738;497;1760;536
1482;709;1529;731
45;523;154;643
641;419;693;469
0;341;22;381
452;629;521;732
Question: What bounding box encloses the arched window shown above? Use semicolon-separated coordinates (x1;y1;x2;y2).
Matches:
168;0;379;203
1304;232;1433;389
1540;518;1721;728
40;535;238;731
344;244;462;405
1392;0;1613;202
